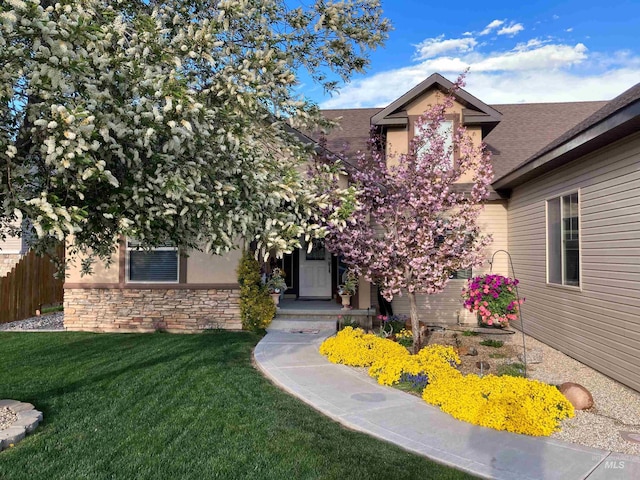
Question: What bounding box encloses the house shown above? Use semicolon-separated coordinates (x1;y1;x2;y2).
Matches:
0;217;30;277
495;83;640;393
59;73;639;391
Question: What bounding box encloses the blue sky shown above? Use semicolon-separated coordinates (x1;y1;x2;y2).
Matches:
303;0;640;108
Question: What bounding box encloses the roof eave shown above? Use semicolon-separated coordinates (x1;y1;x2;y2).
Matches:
492;100;640;192
375;117;408;126
371;73;503;127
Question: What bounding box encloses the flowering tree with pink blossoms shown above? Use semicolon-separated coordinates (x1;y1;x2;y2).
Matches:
321;79;494;351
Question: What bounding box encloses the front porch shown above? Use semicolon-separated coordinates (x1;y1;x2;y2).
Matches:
269;298;375;332
275;243;371;310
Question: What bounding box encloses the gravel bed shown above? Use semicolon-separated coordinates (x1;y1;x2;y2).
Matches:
0;311;64;331
502;332;640;455
0;407;17;431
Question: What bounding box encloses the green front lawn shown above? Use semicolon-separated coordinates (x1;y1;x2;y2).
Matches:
0;332;475;480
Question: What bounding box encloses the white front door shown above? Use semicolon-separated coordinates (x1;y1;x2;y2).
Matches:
299;239;332;298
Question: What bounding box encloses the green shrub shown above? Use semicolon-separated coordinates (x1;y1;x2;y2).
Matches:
338;315;360;330
381;314;408;335
497;362;526;378
462;329;479;336
480;339;504;348
238;250;276;332
41;305;64;314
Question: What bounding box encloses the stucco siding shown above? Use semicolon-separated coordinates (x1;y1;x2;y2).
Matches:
186;249;241;284
66;240;242;286
66;246;120;284
508;132;640;392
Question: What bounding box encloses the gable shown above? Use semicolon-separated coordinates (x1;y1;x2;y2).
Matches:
313;73;621;194
370;73;502;136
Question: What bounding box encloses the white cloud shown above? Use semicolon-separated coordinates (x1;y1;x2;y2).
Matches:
466;69;639;104
513;38;546;51
498;23;524;36
320;37;638;108
471;43;587;71
414;36;478;60
566;27;574;32
480;19;504;36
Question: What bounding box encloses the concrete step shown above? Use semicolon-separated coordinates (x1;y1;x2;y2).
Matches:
274;309;370;319
268;318;338;333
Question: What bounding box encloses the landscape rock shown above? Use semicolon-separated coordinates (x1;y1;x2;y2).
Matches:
0;312;64;331
476;361;490;371
559;382;594;410
0;426;26;450
518;349;543;364
467;347;478;356
0;401;43;451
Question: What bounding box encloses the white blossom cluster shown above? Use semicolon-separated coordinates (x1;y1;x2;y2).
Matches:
0;0;388;267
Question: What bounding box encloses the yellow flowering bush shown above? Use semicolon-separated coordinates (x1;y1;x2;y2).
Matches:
319;327;575;436
396;329;413;340
395;328;413;348
422;373;574;436
319;327;407;367
369;344;461;386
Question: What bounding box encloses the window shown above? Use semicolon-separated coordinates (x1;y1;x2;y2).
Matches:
126;239;179;282
415;120;454;167
450;268;472;280
547;192;580;286
305;239;326;260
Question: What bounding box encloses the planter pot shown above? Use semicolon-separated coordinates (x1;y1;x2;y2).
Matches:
270;293;281;308
340;294;351;310
477;313;508;329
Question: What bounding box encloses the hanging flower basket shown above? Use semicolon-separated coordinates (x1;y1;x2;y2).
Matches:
462;274;524;328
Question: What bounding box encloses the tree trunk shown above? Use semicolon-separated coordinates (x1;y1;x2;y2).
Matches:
408;291;420;354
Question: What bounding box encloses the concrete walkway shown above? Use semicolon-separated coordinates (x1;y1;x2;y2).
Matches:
254;329;640;480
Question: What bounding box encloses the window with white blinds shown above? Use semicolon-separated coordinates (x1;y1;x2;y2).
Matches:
126;239;179;283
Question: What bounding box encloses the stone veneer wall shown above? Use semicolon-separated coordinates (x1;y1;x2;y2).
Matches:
0;254;22;277
64;288;242;332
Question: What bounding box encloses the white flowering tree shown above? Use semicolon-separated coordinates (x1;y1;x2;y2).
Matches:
0;0;388;272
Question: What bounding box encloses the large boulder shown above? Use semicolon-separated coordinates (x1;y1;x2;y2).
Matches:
558;382;594;410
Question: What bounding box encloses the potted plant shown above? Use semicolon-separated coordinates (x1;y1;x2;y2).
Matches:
266;268;287;308
461;274;524;328
337;270;358;310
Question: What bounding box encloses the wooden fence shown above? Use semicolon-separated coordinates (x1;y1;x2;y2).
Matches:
0;245;64;324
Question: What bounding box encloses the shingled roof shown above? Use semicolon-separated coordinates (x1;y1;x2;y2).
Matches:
493;82;640;189
524;82;640;164
319;108;381;155
318;100;608;180
484;101;607;179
